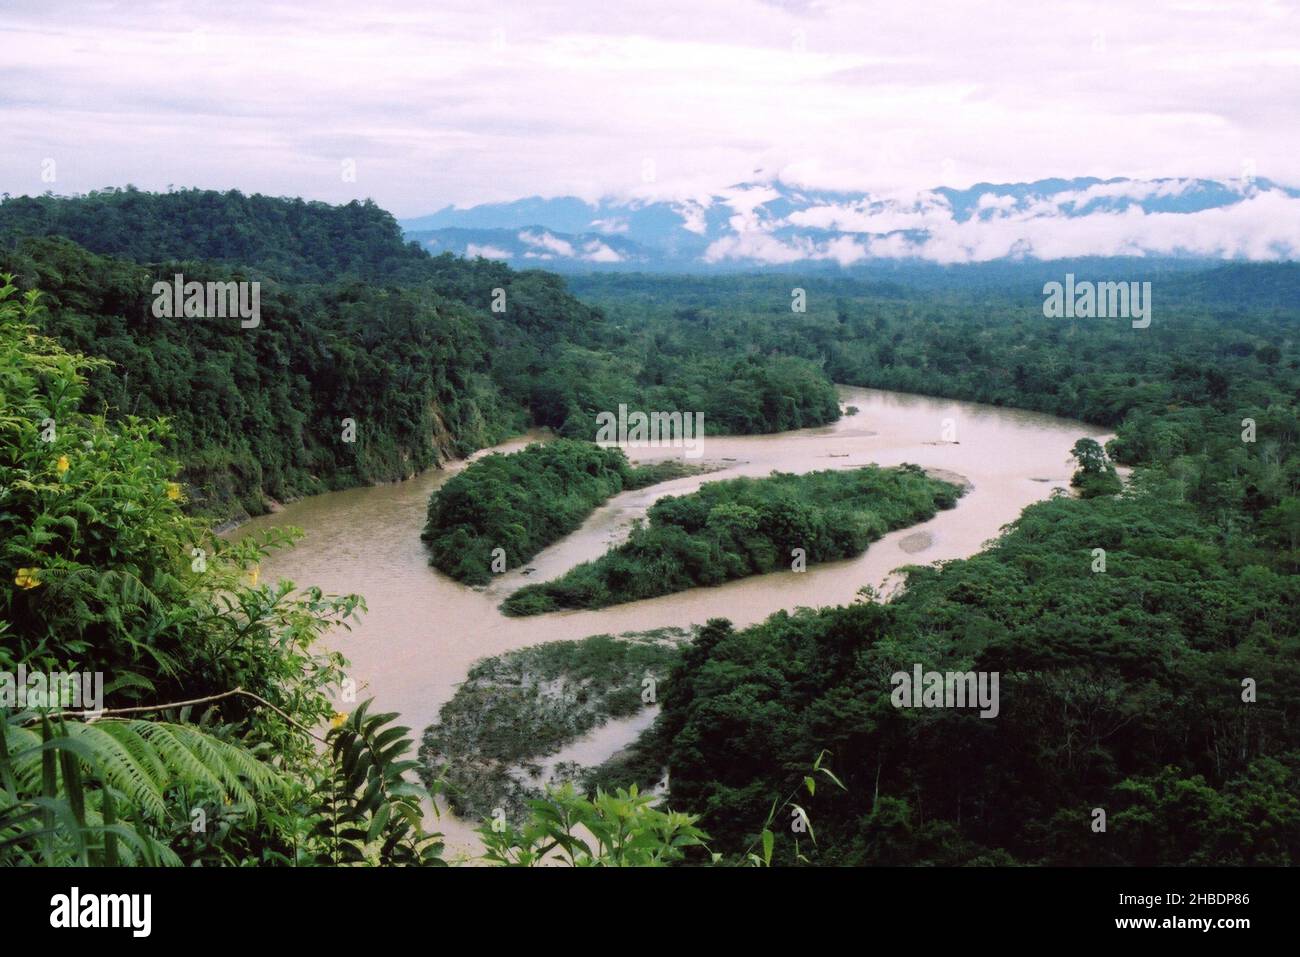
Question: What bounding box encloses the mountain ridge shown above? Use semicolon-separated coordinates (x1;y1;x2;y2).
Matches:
401;175;1300;271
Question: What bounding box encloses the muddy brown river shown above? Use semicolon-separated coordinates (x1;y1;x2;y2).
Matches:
238;385;1109;858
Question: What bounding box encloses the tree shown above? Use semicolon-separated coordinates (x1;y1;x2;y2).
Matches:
1070;437;1109;475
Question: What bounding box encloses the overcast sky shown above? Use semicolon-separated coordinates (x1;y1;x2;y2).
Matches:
2;0;1297;216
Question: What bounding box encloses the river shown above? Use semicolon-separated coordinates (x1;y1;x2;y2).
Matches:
237;385;1109;858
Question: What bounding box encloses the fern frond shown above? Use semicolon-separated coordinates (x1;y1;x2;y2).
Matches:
2;714;289;863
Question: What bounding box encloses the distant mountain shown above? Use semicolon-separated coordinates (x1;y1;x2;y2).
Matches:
403;226;658;270
401;176;1300;271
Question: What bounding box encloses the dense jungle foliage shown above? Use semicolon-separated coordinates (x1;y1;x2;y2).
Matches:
0;189;433;283
0;281;448;865
0;191;840;524
653;479;1300;865
501;465;960;615
0;235;519;520
560;273;1300;865
571;269;1297;435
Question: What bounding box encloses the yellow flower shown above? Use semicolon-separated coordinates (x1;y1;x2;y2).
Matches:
330;711;348;729
55;455;69;474
166;482;182;501
14;568;41;589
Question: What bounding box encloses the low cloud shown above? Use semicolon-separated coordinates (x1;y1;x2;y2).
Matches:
581;239;623;262
465;243;511;259
704;180;1300;264
518;229;575;257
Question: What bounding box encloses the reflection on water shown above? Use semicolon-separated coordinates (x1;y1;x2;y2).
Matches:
236;386;1108;857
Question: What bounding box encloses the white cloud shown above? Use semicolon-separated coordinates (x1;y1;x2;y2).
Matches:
788;192;953;232
518;229;575;257
581;240;623;262
976;193;1018;213
705;230;811;265
674;201;710;235
913;189;1300;262
465;243;512;259
702;180;1300;264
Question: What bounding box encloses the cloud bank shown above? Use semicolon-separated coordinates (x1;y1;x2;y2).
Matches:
701;178;1300;264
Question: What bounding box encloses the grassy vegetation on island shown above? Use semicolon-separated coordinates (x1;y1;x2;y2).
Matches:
418;631;686;821
501;464;963;615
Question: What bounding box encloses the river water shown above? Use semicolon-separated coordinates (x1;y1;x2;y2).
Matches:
237;385;1108;858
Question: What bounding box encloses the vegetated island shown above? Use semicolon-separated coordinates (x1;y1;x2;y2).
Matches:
421;437;706;585
418;630;687;821
500;463;964;615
